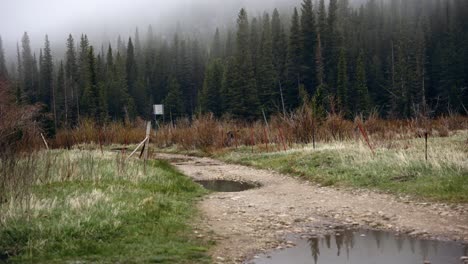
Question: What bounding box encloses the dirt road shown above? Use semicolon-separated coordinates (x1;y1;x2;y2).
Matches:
156;153;468;263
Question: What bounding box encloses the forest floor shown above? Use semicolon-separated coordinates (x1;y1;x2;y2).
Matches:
156;147;468;263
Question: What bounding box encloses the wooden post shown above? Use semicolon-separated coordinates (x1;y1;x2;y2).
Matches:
312;118;316;150
144;122;151;170
263;126;269;152
250;127;255;153
425;131;428;161
40;133;49;150
127;137;148;160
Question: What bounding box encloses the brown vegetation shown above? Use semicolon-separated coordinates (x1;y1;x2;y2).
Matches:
50;105;468;153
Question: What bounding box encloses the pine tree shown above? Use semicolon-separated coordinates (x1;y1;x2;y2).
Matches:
257;13;278;115
126;38;137;95
231;8;260;120
314;33;327;115
39;35;54;110
326;0;339;90
300;0;317;95
81;46;98;117
200;59;224;116
250;17;261;81
164;76;184;119
336;48;348;113
271;9;287;107
56;61;66;125
16;43;23;103
65;34;79;124
0;36;7;79
211;28;222;59
78;34;90;117
21;32;35;103
354;50;371;114
285;8;302;110
318;0;327;37
107;48;122;119
191;40;205;114
177;39;192;115
126;37;145;115
221;57;237;113
225;30;236;58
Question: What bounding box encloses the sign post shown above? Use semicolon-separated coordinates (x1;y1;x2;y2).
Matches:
153;104;164;129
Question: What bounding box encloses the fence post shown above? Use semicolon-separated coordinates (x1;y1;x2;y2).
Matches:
425;131;428;161
40;133;49;150
144;122;151;171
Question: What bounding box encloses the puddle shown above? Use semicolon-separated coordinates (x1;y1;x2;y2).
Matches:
252;229;467;264
196;180;259;192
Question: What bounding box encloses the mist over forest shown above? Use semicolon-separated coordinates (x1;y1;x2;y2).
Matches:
0;0;467;132
0;0;372;58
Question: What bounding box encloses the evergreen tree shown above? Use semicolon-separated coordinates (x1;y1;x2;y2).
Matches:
318;0;327;37
200;59;224;116
16;43;23;103
354;50;371;114
56;61;66;125
191;39;206;114
271;9;287;104
65;34;79;124
164;76;184;119
78;34;90;117
126;37;145;115
221;57;237;113
39;35;54;109
211;28;222;59
257;13;278;115
285;8;302;110
0;36;7;79
231;8;260;120
250;17;261;82
326;0;339;90
81;46;98;117
126;38;137;96
336;48;348;113
314;33;327;114
300;0;317;95
21;32;35;103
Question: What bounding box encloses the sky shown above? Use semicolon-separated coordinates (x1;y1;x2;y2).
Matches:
0;0;307;58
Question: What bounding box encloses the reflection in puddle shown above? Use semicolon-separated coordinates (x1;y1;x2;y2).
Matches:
253;230;467;264
196;180;259;192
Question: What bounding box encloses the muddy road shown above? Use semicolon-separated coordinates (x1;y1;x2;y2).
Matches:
156;153;468;263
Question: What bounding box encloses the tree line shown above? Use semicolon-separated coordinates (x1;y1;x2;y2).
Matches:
0;0;467;130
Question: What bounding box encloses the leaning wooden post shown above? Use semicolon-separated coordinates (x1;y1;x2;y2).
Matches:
144;121;151;171
40;133;49;150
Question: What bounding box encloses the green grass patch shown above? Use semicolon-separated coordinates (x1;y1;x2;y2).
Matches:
0;150;210;263
218;131;468;203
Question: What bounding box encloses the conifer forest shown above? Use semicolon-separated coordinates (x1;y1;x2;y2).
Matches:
0;0;467;133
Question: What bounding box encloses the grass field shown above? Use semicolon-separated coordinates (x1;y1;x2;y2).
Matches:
0;150;210;263
217;130;468;203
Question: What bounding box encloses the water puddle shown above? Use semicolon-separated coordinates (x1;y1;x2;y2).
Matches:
196;180;259;192
252;229;467;264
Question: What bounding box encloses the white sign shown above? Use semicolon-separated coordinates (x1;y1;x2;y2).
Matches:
153;105;164;115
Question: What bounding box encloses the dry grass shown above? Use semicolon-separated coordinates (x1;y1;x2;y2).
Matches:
50;102;468;154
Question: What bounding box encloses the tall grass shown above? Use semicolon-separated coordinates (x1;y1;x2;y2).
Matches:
0;150;210;262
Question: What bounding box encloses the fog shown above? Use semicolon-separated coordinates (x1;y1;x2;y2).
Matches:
0;0;368;61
